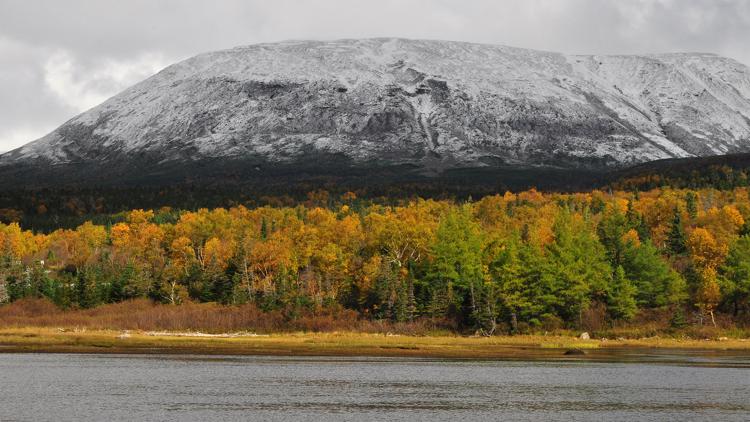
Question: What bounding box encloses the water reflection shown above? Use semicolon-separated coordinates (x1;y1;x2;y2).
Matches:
1;352;749;421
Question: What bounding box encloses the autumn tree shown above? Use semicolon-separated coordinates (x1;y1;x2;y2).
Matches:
687;228;727;325
5;186;750;331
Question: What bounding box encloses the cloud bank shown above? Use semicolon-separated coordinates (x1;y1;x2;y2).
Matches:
0;0;748;151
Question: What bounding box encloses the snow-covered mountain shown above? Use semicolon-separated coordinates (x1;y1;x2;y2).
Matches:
2;38;750;187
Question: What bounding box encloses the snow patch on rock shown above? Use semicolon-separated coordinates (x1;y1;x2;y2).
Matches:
2;38;750;172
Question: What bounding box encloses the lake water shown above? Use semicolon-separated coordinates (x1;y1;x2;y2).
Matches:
1;352;749;421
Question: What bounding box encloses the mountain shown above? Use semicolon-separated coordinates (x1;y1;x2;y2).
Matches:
2;38;750;189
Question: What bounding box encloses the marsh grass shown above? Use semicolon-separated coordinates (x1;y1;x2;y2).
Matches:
0;298;452;335
1;299;750;357
1;328;749;358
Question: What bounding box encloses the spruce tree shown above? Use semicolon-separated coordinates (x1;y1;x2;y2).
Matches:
667;208;687;255
487;236;532;332
670;307;688;328
622;240;687;307
685;192;699;220
429;206;488;330
625;198;650;240
597;207;628;267
607;266;637;320
260;218;268;240
545;211;612;325
719;235;750;315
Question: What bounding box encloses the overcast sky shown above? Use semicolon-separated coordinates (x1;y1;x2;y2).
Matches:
1;0;748;152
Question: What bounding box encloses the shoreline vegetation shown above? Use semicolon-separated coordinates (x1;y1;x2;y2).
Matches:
0;298;749;358
2;328;750;358
3;187;750;351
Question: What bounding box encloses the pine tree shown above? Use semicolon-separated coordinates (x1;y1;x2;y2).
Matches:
719;235;750;316
622;240;687;307
75;270;94;308
545;211;612;325
487;236;528;332
667;208;687;255
260;218;268;240
685;192;699;220
625;198;650;240
670;307;688;328
607;266;637;320
430;206;488;330
739;221;750;237
520;223;531;244
598;206;628;267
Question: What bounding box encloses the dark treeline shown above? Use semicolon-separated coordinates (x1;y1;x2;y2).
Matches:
1;167;598;232
4;157;750;233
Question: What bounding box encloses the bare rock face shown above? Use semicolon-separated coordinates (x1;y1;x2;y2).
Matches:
2;38;750;187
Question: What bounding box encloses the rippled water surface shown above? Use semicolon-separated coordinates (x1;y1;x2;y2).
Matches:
1;353;749;421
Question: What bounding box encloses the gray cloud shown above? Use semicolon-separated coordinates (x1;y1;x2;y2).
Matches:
0;0;748;151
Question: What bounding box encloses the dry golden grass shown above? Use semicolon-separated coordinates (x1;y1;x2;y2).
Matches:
0;298;449;335
1;327;749;358
2;299;750;357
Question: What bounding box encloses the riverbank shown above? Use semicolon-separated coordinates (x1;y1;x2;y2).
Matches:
1;328;749;359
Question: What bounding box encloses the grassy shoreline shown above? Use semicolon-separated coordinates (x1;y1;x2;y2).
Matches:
1;328;750;359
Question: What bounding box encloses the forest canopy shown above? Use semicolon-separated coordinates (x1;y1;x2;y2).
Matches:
2;187;750;334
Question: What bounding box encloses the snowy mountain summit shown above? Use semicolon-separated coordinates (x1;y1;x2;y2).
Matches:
3;38;750;187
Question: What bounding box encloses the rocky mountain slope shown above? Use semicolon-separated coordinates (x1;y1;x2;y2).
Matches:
2;38;750;188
